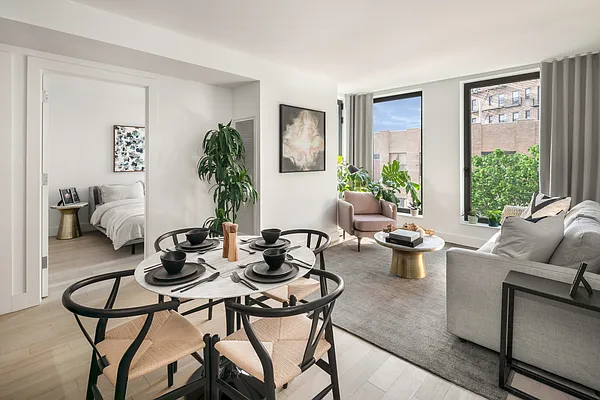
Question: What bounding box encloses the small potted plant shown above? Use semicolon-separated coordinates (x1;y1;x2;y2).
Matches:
463;210;480;224
409;199;421;217
486;210;502;227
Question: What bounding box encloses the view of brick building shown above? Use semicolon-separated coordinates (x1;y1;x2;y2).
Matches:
373;78;540;204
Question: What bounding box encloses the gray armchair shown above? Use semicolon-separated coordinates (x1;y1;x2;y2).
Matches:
337;191;397;251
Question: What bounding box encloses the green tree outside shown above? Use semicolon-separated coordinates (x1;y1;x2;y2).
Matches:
471;145;539;214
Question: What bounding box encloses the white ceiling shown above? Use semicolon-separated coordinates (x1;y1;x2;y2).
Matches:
73;0;600;93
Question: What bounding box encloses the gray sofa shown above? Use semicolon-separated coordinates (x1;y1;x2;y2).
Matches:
447;200;600;392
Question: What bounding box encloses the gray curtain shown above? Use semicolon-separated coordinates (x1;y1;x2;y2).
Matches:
540;52;600;203
345;93;374;175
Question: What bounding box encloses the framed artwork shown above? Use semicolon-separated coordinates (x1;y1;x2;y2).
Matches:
69;187;81;203
59;188;74;205
114;125;145;172
279;104;326;173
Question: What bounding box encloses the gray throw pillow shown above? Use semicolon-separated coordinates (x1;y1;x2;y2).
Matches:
549;216;600;274
492;215;564;263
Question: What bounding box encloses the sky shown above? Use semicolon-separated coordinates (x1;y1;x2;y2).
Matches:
373;96;422;132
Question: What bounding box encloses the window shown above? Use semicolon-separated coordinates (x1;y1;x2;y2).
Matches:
464;72;540;223
472;117;477;123
489;96;493;106
337;100;343;156
498;94;505;107
512;91;519;104
471;99;477;111
373;92;422;212
525;88;531;99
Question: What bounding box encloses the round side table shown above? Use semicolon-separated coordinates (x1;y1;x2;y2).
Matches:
50;202;89;240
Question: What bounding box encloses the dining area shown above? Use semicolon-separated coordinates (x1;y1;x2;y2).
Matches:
61;226;345;400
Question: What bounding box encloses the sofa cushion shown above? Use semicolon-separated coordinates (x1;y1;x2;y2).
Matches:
521;192;571;219
344;191;381;215
478;232;500;253
492;215;564;263
550;214;600;274
564;200;600;227
354;214;395;232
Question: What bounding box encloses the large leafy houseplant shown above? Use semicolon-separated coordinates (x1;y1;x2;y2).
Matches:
197;122;258;234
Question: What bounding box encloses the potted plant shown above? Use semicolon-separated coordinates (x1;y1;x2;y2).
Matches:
197;121;259;235
486;210;502;227
463;210;480;224
409;200;421;217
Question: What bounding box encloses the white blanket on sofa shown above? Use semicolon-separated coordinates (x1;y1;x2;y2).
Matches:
90;199;144;250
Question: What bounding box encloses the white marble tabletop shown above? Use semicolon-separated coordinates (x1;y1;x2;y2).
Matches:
374;231;445;253
135;235;316;299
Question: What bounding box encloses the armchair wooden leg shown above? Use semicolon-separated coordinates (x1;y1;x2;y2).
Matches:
208;299;213;320
357;237;361;252
343;231;346;239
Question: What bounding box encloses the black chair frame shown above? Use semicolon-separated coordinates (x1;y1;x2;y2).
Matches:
62;269;210;400
153;228;223;320
246;229;331;310
210;269;344;400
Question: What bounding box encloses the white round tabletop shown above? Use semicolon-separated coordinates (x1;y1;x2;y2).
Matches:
374;231;445;253
135;235;316;299
50;201;89;210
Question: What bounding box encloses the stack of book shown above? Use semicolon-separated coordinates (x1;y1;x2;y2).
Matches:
386;229;423;247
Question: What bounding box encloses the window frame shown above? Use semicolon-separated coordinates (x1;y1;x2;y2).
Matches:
471;99;477;111
463;71;540;222
373;91;423;215
498;94;505;107
337;99;343;156
525;109;531;119
499;114;506;123
512;91;519;104
513;112;519;121
525;88;531;99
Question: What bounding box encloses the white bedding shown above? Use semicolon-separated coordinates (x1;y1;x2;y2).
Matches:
90;199;144;250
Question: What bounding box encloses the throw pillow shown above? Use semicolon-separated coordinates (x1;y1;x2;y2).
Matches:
521;192;571;219
100;181;145;203
492;215;564;263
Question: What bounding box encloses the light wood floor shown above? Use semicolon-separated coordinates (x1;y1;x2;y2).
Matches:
0;232;574;400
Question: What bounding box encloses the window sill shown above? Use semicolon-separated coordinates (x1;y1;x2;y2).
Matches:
397;213;423;220
459;221;501;230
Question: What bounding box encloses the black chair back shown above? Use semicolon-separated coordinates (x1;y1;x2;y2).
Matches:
225;269;344;375
154;227;220;252
281;229;331;270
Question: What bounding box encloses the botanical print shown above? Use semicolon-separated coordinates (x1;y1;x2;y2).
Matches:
280;105;326;172
114;125;145;172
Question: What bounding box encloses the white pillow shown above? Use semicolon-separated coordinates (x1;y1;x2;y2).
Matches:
100;181;144;203
492;215;564;263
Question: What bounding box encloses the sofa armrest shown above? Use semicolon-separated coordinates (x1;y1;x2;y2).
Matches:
337;199;355;235
380;199;397;221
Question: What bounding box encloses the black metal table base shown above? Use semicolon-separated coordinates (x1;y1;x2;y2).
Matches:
185;362;264;400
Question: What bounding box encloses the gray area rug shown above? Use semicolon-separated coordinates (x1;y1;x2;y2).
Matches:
325;238;505;400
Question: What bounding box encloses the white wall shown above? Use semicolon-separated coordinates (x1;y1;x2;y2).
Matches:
380;65;539;248
46;73;145;235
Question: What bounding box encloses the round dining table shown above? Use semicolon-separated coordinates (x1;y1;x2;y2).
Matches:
134;234;316;399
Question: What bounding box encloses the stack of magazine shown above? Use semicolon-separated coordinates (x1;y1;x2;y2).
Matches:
386;229;423;247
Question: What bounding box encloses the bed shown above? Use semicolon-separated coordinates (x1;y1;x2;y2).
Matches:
89;184;145;254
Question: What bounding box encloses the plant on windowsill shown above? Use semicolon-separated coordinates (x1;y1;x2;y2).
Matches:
463;210;480;224
486;210;502;227
409;200;422;217
197;121;258;235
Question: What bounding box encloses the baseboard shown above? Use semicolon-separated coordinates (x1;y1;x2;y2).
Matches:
49;223;95;237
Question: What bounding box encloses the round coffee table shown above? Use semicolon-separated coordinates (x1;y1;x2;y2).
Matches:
374;231;445;279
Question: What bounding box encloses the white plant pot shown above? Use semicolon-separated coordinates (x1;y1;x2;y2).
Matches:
410;209;419;217
468;215;479;224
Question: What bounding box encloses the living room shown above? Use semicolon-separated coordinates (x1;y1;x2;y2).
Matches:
0;1;599;400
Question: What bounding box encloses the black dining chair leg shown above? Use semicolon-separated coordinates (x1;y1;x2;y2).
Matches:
167;362;175;387
326;329;341;400
210;335;220;400
85;352;100;400
208;300;213;320
114;375;129;400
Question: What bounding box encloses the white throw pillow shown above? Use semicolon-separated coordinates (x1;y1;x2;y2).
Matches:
100;181;144;203
492;215;564;263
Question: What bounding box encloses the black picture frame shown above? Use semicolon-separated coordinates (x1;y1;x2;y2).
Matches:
70;187;80;203
59;188;74;205
279;104;326;173
569;262;593;297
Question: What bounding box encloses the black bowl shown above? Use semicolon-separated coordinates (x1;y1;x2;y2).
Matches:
261;228;282;245
160;250;187;274
186;228;210;245
263;248;287;270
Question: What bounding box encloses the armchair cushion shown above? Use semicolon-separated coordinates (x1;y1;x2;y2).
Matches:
354;214;396;232
337;199;355;235
344;191;381;215
380;199;397;221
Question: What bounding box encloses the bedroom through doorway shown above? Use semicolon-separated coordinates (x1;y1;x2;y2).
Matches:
42;72;147;298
